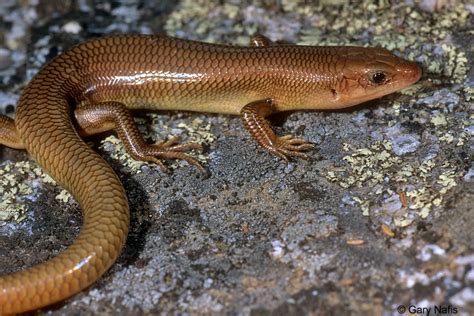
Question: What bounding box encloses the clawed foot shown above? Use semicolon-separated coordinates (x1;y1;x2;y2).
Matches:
133;135;206;174
267;134;315;161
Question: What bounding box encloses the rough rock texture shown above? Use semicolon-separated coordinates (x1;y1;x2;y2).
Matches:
0;0;473;314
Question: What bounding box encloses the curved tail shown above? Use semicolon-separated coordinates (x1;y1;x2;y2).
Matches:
0;53;130;313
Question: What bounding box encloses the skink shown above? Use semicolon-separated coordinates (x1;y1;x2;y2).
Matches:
0;34;421;313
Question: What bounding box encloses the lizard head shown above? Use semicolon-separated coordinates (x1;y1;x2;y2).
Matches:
332;47;421;108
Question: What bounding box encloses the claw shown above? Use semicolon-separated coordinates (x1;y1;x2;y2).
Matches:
161;151;205;173
132;137;205;174
287;138;307;145
280;135;294;140
268;148;290;162
271;134;314;161
157;135;181;147
148;157;169;173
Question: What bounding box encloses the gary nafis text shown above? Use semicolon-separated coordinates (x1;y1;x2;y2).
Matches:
397;304;458;315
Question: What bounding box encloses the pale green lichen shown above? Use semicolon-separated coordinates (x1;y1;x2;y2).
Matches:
431;116;468;149
326;140;401;189
431;114;448;126
400;83;424;96
326;140;461;226
0;162;32;222
0;161;60;222
0;158;75;222
177;117;216;146
438;44;468;83
101;135;146;172
56;189;71;203
464;87;474;102
439;133;454;144
177;117;216;164
165;0;252;45
455;131;469;147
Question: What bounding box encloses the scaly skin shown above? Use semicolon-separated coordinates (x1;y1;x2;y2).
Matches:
0;35;421;313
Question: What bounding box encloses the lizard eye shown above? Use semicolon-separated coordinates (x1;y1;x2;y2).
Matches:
370;72;389;85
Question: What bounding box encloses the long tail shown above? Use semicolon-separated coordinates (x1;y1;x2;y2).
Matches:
0;52;130;313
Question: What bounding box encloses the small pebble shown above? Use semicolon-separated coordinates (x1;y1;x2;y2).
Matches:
61;21;82;34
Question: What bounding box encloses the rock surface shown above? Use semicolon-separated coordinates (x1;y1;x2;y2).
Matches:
0;0;472;314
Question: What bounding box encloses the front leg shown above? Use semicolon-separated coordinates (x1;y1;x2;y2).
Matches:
74;102;205;173
240;99;314;161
